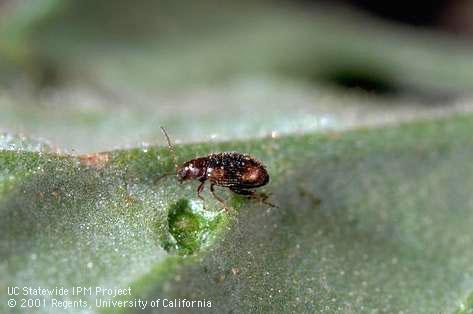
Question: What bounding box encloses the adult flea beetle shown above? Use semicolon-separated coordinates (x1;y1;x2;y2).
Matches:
160;127;276;210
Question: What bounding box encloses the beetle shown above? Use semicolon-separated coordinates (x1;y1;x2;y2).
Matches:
160;127;276;210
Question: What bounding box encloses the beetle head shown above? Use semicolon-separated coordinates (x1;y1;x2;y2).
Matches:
177;161;202;183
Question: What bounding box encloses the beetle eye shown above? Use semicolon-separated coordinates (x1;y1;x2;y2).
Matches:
177;166;189;181
176;168;184;178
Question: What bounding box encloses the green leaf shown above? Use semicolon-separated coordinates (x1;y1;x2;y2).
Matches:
4;0;473;92
2;115;473;313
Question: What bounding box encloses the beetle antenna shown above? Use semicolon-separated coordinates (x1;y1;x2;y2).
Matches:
160;126;179;171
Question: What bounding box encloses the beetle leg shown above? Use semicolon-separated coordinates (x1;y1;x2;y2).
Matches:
231;189;278;208
197;181;206;209
210;184;230;212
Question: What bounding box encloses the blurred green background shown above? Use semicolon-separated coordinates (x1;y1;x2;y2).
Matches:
2;0;473;153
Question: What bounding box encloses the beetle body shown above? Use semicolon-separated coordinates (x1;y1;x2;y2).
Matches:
161;127;275;210
178;152;269;190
